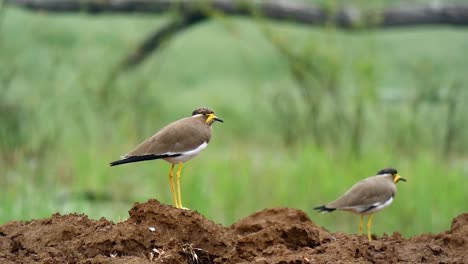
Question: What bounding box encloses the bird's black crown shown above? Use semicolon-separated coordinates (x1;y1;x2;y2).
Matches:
192;107;214;116
376;168;398;175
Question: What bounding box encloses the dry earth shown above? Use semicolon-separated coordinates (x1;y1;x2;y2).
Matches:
0;199;466;263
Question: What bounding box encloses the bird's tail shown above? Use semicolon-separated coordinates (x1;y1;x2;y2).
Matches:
313;205;336;213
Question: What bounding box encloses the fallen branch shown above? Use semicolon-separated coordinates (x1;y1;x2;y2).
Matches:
121;12;207;69
10;0;468;27
10;0;468;68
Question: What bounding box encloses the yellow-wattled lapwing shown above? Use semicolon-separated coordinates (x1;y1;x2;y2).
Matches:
314;168;406;241
110;107;223;209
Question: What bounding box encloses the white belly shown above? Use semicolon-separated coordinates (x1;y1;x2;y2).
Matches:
360;196;394;215
163;142;208;164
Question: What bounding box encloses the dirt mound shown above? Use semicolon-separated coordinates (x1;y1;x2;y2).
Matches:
0;200;466;263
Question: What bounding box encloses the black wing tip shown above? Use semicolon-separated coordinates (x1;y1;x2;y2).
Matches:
109;153;182;167
109;160;123;166
314;205;336;213
109;158;130;166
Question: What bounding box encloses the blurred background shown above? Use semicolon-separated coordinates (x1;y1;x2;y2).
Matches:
1;0;467;237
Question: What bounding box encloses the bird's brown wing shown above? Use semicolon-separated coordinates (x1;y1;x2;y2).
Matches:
126;117;211;156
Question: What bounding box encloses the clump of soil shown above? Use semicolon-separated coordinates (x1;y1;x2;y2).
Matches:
0;199;466;263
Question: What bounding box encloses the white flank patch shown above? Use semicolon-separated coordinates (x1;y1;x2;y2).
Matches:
374;196;394;211
181;141;208;156
344;196;394;215
361;196;394;215
164;142;208;164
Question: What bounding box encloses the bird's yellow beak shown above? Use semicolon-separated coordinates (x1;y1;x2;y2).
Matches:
394;174;406;183
206;113;223;124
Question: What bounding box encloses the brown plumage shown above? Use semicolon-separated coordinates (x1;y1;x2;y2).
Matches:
314;168;406;241
110;107;223;209
127;116;211;156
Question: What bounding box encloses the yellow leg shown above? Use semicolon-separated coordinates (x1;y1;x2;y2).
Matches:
168;164;178;208
176;163;184;209
359;215;364;235
367;214;374;241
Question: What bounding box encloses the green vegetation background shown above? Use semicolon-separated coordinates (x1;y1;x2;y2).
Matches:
1;5;467;237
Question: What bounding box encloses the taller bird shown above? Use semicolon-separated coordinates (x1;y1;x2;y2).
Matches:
314;168;406;241
110;107;223;209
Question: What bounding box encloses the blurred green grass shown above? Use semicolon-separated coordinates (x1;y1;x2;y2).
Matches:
0;7;467;238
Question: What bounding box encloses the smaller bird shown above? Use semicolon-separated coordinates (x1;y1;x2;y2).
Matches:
314;168;406;241
110;107;223;209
